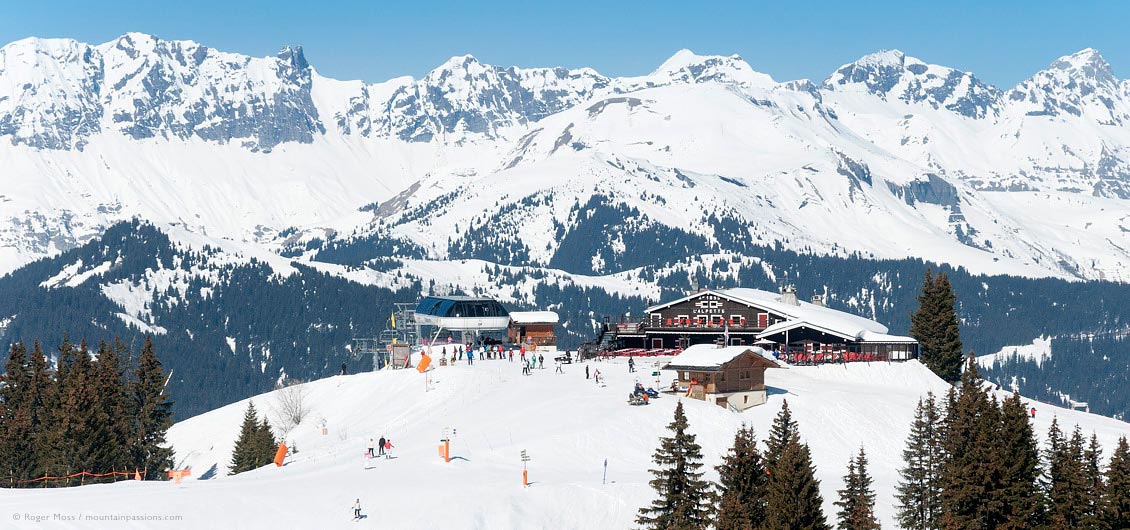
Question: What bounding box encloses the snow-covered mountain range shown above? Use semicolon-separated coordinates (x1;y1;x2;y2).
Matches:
1;32;1129;284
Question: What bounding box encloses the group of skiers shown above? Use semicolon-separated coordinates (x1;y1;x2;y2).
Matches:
366;436;394;459
438;343;519;363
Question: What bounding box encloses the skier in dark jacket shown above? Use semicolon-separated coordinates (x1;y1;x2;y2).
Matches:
586;365;590;379
378;436;386;456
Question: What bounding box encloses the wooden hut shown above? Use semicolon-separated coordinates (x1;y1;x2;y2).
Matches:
664;344;781;411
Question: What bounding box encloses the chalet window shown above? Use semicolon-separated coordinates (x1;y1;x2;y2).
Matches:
730;315;742;326
677;315;688;325
757;313;768;328
681;372;690;381
740;370;750;380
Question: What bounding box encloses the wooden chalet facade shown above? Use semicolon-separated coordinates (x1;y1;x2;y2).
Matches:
665;345;781;411
507;311;559;348
603;287;918;362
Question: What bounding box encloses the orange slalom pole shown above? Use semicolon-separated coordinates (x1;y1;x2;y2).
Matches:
445;439;450;463
523;469;528;487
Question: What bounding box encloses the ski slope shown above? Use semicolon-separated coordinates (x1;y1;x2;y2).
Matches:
5;357;1128;529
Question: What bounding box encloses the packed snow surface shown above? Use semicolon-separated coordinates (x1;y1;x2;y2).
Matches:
6;358;1128;529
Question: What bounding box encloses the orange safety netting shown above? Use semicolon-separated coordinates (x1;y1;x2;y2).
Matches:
17;470;137;484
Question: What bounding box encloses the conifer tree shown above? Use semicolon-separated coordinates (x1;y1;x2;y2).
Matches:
130;336;174;480
26;342;53;485
1044;419;1088;528
637;401;714;530
41;338;89;484
939;355;1004;529
1;342;33;486
895;393;944;530
255;416;279;466
834;447;880;530
764;400;831;530
229;401;263;475
715;424;767;530
910;270;963;383
90;340;132;480
995;391;1044;529
1101;436;1130;529
1080;433;1108;530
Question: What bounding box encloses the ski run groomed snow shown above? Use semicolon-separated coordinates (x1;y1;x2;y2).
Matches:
5;357;1127;529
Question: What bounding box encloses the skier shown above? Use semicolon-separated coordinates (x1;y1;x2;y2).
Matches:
628;357;635;373
467;349;474;365
593;368;602;385
340;362;347;376
509;350;513;362
538;354;545;369
378;435;387;456
1030;407;1036;418
367;437;375;458
353;499;362;520
585;365;590;380
384;439;394;459
555;360;563;374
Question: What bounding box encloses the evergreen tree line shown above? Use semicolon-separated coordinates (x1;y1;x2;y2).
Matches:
0;336;174;487
228;401;279;475
637;400;877;530
895;356;1130;530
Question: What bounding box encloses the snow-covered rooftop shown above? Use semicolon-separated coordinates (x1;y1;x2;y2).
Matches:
665;344;779;371
508;311;559;324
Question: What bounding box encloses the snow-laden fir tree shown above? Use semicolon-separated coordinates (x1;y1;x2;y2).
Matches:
714;424;767;530
895;393;944;530
763;400;830;530
636;401;714;530
834;447;880;530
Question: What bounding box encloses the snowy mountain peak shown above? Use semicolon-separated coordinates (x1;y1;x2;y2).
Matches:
650;49;775;88
276;45;309;70
1049;48;1115;82
1009;48;1128;123
825;49;1001;118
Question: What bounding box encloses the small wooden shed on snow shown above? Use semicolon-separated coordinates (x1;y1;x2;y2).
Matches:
664;344;782;411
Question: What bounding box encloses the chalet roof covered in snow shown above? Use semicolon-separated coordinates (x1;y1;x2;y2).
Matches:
664;344;780;371
508;311;559;324
646;288;915;344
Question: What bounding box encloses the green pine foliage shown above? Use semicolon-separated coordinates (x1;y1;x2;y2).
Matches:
1080;433;1108;530
834;447;880;530
714;424;767;530
1043;419;1089;528
910;270;963;383
1102;436;1130;529
938;355;1008;529
636;401;714;530
0;336;172;487
995;391;1045;529
130;336;175;480
763;400;831;530
895;393;944;530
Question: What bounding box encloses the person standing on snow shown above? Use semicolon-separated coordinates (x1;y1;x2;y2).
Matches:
467;349;474;365
593;368;602;385
628;356;635;373
384;439;394;459
353;499;362;520
508;350;513;362
367;437;375;458
538;354;545;369
585;365;590;380
555;360;563;374
378;435;387;456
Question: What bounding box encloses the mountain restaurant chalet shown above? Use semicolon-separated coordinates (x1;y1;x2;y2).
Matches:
603;287;918;362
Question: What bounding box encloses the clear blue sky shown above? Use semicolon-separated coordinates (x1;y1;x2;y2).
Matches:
2;0;1126;87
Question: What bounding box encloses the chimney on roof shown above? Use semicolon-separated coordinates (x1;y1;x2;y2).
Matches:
781;285;799;306
811;294;825;307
